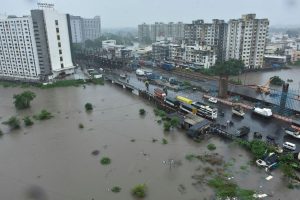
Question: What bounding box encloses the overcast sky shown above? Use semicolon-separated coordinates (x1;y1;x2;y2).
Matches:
1;0;300;28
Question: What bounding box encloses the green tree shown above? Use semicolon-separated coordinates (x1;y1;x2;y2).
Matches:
13;91;36;109
211;59;245;98
2;116;20;130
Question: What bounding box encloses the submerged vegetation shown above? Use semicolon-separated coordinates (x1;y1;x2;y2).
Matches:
207;143;216;151
131;184;147;198
34;110;53;120
100;157;111;165
139;108;146;115
111;186;121;193
23;116;34;126
85;103;93;111
2;116;21;130
13;91;36;109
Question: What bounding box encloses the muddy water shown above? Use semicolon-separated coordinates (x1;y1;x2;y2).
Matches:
233;66;300;90
0;84;298;199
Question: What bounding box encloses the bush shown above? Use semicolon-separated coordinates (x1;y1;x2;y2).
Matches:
139;108;146;115
163;121;171;131
85;103;93;111
2;116;20;130
207;143;216;151
13;91;36;109
131;184;147;198
100;157;111;165
162;138;168;144
270;76;284;86
170;117;180;127
34;110;53;120
23;116;34;126
111;186;121;193
78;123;84;129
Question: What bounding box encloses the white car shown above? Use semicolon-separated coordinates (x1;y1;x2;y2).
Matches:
136;69;145;76
208;97;218;104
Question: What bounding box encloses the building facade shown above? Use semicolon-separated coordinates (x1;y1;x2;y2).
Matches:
139;22;184;43
70;15;101;43
138;23;150;43
0;15;40;80
183;19;227;61
0;6;74;81
226;14;269;68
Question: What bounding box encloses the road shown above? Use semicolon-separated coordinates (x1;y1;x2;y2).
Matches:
108;71;300;152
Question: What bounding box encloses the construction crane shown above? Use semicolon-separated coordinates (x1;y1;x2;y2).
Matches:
256;77;275;95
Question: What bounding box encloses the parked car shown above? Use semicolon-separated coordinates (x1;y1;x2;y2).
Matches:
208;97;218;104
235;126;250;137
282;142;296;151
266;135;276;144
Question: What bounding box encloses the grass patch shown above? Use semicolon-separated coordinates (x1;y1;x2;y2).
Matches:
153;108;166;118
131;184;147;198
208;176;254;199
185;154;197;161
111;186;121;193
207;143;216;151
100;157;111;165
240;165;248;171
34;110;53;120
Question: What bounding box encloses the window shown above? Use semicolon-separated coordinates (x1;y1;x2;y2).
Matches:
58;42;61;47
61;63;64;69
56;28;59;33
60;57;63;61
57;35;60;40
55;20;58;26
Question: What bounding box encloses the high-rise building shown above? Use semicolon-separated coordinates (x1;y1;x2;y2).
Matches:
70;16;101;43
0;15;40;80
138;23;150;43
226;14;269;68
139;22;184;43
69;16;83;43
0;4;75;81
183;19;227;61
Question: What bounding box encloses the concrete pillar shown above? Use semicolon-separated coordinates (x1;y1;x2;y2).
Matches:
279;83;289;115
218;76;228;98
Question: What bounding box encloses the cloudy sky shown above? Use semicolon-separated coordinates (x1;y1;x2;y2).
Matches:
1;0;299;28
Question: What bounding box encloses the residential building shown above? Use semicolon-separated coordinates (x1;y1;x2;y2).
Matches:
138;23;150;43
226;14;269;68
70;15;101;43
69;16;83;43
183;19;227;61
0;5;75;82
139;22;184;42
0;15;40;81
152;41;170;60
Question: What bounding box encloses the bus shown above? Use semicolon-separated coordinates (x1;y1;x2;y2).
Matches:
176;96;193;104
191;101;218;120
179;103;197;115
165;97;180;108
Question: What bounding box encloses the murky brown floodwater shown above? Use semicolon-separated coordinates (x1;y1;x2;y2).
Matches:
233;66;300;91
0;84;298;200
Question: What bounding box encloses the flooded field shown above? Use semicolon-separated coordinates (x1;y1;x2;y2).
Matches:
0;84;299;199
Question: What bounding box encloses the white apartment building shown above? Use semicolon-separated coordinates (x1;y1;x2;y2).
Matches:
70;16;101;43
0;5;75;82
183;45;216;68
0;15;40;81
226;14;269;68
70;16;83;43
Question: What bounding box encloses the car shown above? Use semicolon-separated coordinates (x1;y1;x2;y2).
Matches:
208;97;218;104
282;142;296;151
266;135;276;144
235;126;250;137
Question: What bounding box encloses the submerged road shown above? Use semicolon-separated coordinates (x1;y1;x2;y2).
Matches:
107;71;300;152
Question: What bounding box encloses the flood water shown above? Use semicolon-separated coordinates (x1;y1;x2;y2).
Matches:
0;84;299;199
233;66;300;91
